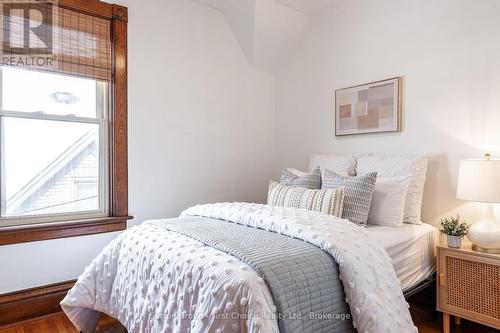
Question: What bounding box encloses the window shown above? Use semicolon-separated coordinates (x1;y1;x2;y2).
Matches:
0;0;129;245
1;67;108;224
75;182;98;211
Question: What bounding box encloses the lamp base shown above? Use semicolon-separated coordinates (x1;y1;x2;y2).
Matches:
471;244;500;254
467;203;500;250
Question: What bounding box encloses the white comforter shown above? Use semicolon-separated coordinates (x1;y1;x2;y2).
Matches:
62;203;416;333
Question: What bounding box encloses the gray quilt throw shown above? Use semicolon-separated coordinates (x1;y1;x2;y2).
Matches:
150;217;354;333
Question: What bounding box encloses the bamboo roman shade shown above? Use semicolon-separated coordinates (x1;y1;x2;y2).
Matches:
0;1;112;81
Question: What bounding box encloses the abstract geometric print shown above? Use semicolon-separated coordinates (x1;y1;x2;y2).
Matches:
335;77;401;135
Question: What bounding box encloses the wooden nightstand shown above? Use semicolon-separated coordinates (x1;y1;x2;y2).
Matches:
437;242;500;333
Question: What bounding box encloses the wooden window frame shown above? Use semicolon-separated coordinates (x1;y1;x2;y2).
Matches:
0;0;131;245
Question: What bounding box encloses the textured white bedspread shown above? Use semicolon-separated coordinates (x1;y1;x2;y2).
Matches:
61;203;416;333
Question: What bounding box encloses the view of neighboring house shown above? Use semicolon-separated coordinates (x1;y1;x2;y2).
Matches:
6;131;99;216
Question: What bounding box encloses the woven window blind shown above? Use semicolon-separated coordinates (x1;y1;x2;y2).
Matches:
0;1;112;81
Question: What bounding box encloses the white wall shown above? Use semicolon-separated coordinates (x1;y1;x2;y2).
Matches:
275;0;500;225
0;232;120;293
0;0;276;293
124;0;275;224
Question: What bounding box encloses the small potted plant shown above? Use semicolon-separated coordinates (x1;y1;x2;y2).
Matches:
440;215;469;248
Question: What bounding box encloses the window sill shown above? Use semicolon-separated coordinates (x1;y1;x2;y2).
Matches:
0;216;132;245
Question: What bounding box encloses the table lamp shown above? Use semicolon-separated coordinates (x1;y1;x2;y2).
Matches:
456;154;500;253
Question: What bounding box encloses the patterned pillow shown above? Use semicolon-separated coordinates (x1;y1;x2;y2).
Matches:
321;170;377;226
280;167;321;189
267;181;344;217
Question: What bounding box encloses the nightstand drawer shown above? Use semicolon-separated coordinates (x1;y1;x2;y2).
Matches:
437;246;500;329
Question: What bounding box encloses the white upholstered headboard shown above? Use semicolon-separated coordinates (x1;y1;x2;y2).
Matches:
308;154;357;175
309;153;429;224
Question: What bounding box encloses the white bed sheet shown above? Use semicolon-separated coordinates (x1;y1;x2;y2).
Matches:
365;223;439;292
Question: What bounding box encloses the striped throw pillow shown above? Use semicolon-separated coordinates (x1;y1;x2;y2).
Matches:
267;181;345;217
280;167;321;189
321;170;377;227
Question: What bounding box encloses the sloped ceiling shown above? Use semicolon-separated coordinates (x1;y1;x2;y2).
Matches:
192;0;335;71
276;0;336;14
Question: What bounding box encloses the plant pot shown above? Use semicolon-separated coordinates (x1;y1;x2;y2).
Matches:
447;235;462;248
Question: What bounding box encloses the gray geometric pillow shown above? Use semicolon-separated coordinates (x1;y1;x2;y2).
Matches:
321;170;377;226
280;167;321;189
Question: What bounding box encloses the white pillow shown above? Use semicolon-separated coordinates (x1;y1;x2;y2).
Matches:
368;176;411;227
309;154;357;176
356;154;428;224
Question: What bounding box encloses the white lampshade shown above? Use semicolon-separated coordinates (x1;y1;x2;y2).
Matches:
456;159;500;203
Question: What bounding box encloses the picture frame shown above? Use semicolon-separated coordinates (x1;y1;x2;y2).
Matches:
335;77;402;136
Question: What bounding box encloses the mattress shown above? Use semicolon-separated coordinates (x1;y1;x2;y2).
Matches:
365;223;439;292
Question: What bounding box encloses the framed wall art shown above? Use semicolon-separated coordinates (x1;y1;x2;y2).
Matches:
335;77;402;136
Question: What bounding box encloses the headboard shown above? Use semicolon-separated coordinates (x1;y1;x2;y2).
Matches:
309;153;428;224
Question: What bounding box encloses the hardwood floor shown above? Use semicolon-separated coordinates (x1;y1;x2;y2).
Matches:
411;304;499;333
0;298;498;333
0;313;126;333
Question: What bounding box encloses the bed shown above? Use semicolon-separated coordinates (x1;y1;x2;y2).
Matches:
366;223;439;293
62;154;433;333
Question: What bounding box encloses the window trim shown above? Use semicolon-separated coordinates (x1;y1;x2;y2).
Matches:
0;0;130;245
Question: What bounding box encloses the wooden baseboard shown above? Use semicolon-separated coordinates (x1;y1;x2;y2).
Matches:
0;280;76;328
